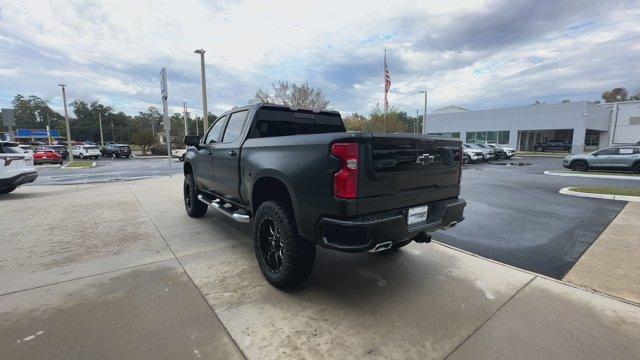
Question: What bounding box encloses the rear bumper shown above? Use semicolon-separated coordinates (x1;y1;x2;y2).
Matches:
316;197;466;252
0;171;38;189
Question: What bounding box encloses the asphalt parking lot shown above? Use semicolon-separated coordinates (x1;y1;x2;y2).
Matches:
31;157;181;185
29;155;633;279
437;157;635;279
2;177;639;359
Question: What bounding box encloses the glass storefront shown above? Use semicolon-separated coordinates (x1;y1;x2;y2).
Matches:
466;131;510;144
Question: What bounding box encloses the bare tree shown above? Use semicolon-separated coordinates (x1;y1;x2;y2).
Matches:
251;81;330;110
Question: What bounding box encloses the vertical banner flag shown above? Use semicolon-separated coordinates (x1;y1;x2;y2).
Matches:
384;49;391;111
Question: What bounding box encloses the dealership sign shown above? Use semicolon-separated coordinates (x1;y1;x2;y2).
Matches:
16;129;61;138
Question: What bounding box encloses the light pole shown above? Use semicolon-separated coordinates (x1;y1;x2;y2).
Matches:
415;109;419;133
59;84;73;164
98;111;105;147
183;102;188;138
419;91;428;134
194;49;209;131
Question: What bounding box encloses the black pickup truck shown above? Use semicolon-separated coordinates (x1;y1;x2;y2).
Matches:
183;103;466;288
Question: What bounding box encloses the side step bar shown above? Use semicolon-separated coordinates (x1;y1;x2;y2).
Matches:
197;194;250;223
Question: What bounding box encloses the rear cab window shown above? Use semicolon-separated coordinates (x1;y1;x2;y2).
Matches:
249;107;345;138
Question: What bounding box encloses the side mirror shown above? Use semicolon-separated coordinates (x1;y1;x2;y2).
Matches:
184;135;201;147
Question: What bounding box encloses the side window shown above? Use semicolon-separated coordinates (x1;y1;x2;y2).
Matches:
618;148;634;155
595;148;617;155
222;110;248;143
204;116;227;144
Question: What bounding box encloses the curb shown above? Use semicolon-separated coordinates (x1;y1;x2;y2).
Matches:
544;170;640;180
559;187;640;202
516;153;567;158
60;161;96;170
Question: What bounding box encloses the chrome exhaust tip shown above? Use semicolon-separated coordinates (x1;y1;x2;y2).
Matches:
443;221;458;230
369;241;393;253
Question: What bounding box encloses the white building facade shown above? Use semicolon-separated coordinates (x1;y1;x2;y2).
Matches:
424;100;640;154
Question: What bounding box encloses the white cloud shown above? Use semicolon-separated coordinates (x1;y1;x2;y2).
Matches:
0;0;639;117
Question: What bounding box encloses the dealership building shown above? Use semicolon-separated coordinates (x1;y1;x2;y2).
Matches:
424;100;640;154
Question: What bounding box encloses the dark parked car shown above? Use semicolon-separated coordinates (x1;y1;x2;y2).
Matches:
533;140;572;152
101;144;132;158
39;145;69;159
183;103;466;288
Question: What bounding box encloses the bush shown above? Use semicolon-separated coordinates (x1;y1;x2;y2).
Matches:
150;144;168;155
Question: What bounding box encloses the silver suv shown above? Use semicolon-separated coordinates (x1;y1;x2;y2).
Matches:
563;145;640;173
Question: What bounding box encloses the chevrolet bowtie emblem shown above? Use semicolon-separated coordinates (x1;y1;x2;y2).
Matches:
416;153;435;165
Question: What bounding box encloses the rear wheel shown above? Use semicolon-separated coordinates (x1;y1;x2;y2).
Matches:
534;146;544;152
0;185;17;195
253;200;315;289
183;173;207;217
112;153;117;159
79;153;84;159
463;155;470;164
571;160;588;172
634;162;640;174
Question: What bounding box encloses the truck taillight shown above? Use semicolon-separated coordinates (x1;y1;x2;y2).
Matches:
331;142;358;199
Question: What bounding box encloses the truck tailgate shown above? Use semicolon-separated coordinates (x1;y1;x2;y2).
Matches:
357;133;462;214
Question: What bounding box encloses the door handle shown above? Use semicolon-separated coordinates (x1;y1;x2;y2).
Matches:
227;150;237;157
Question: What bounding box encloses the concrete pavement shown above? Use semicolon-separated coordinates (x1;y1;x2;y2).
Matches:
1;176;639;359
565;202;640;304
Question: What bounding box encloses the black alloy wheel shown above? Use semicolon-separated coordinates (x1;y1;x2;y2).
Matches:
258;219;284;271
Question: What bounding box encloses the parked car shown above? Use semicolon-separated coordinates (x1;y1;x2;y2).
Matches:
72;145;102;159
19;145;34;153
39;145;69;159
183;103;466;288
485;143;516;159
465;143;495;161
563;145;640;173
101;143;132;158
534;140;571;152
34;149;63;165
0;141;37;194
462;144;484;163
482;143;510;159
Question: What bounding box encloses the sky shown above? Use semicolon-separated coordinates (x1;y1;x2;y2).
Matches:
1;0;639;117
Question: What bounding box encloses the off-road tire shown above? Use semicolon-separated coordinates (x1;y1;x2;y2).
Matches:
253;200;315;289
571;160;588;172
373;239;412;255
0;185;17;195
183;173;207;218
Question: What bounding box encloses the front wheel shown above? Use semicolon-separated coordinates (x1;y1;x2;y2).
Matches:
634;162;640;174
571;161;588;172
183;173;207;217
112;153;117;159
79;153;84;159
253;201;315;289
534;146;544;152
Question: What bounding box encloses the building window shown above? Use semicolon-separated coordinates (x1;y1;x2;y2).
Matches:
451;132;461;139
585;130;599;147
498;131;510;144
466;132;476;143
486;131;497;143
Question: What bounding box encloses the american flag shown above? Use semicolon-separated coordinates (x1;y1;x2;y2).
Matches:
384;49;391;111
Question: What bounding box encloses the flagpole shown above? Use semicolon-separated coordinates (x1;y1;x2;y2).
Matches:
383;49;387;133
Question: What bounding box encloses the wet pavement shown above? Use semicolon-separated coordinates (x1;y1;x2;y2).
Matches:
1;177;639;359
29;157;181;185
436;157;634;279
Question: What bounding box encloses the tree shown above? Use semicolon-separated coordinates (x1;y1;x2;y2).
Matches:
601;87;628;103
630;88;640;101
251;81;330;110
343;113;368;131
131;129;156;155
